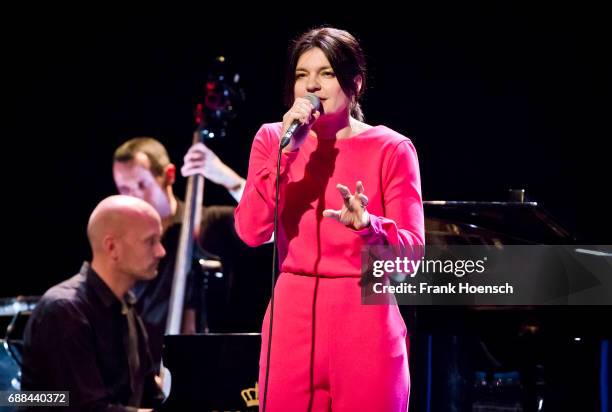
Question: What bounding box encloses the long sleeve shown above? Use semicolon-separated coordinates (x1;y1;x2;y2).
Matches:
234;123;423;277
23;300;135;412
354;139;425;254
235;124;297;246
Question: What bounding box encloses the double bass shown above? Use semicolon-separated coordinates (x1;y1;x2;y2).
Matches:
159;56;248;400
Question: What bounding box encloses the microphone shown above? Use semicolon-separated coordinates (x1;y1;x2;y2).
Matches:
279;93;321;149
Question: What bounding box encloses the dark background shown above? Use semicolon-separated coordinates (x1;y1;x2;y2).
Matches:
6;3;610;298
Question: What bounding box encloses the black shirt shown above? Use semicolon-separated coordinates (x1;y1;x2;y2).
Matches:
21;262;163;412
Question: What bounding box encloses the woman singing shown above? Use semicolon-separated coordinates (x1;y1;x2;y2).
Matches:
235;27;424;411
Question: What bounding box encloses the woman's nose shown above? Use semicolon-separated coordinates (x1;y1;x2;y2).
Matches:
306;75;321;92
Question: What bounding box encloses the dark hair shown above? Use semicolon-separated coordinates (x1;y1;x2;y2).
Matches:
113;137;170;177
284;27;367;121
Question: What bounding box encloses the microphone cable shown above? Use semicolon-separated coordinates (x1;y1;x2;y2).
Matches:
261;142;285;412
262;95;319;411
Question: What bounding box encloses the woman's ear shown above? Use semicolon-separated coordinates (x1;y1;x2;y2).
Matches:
354;75;363;95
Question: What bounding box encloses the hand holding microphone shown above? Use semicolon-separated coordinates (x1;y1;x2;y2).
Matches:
280;93;321;151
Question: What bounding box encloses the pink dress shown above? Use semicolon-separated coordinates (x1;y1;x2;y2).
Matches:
235;123;425;411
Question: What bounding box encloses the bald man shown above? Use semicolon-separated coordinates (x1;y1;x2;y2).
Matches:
21;195;166;411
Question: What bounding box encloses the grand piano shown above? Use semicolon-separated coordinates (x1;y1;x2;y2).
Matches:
407;201;611;412
158;198;612;411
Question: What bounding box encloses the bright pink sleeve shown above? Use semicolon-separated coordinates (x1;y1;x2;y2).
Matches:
234;124;298;246
354;139;425;253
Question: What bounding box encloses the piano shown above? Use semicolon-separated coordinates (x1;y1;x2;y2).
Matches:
409;201;611;411
158;199;611;411
159;333;260;411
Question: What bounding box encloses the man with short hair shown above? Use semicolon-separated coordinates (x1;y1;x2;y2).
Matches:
112;137;247;367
